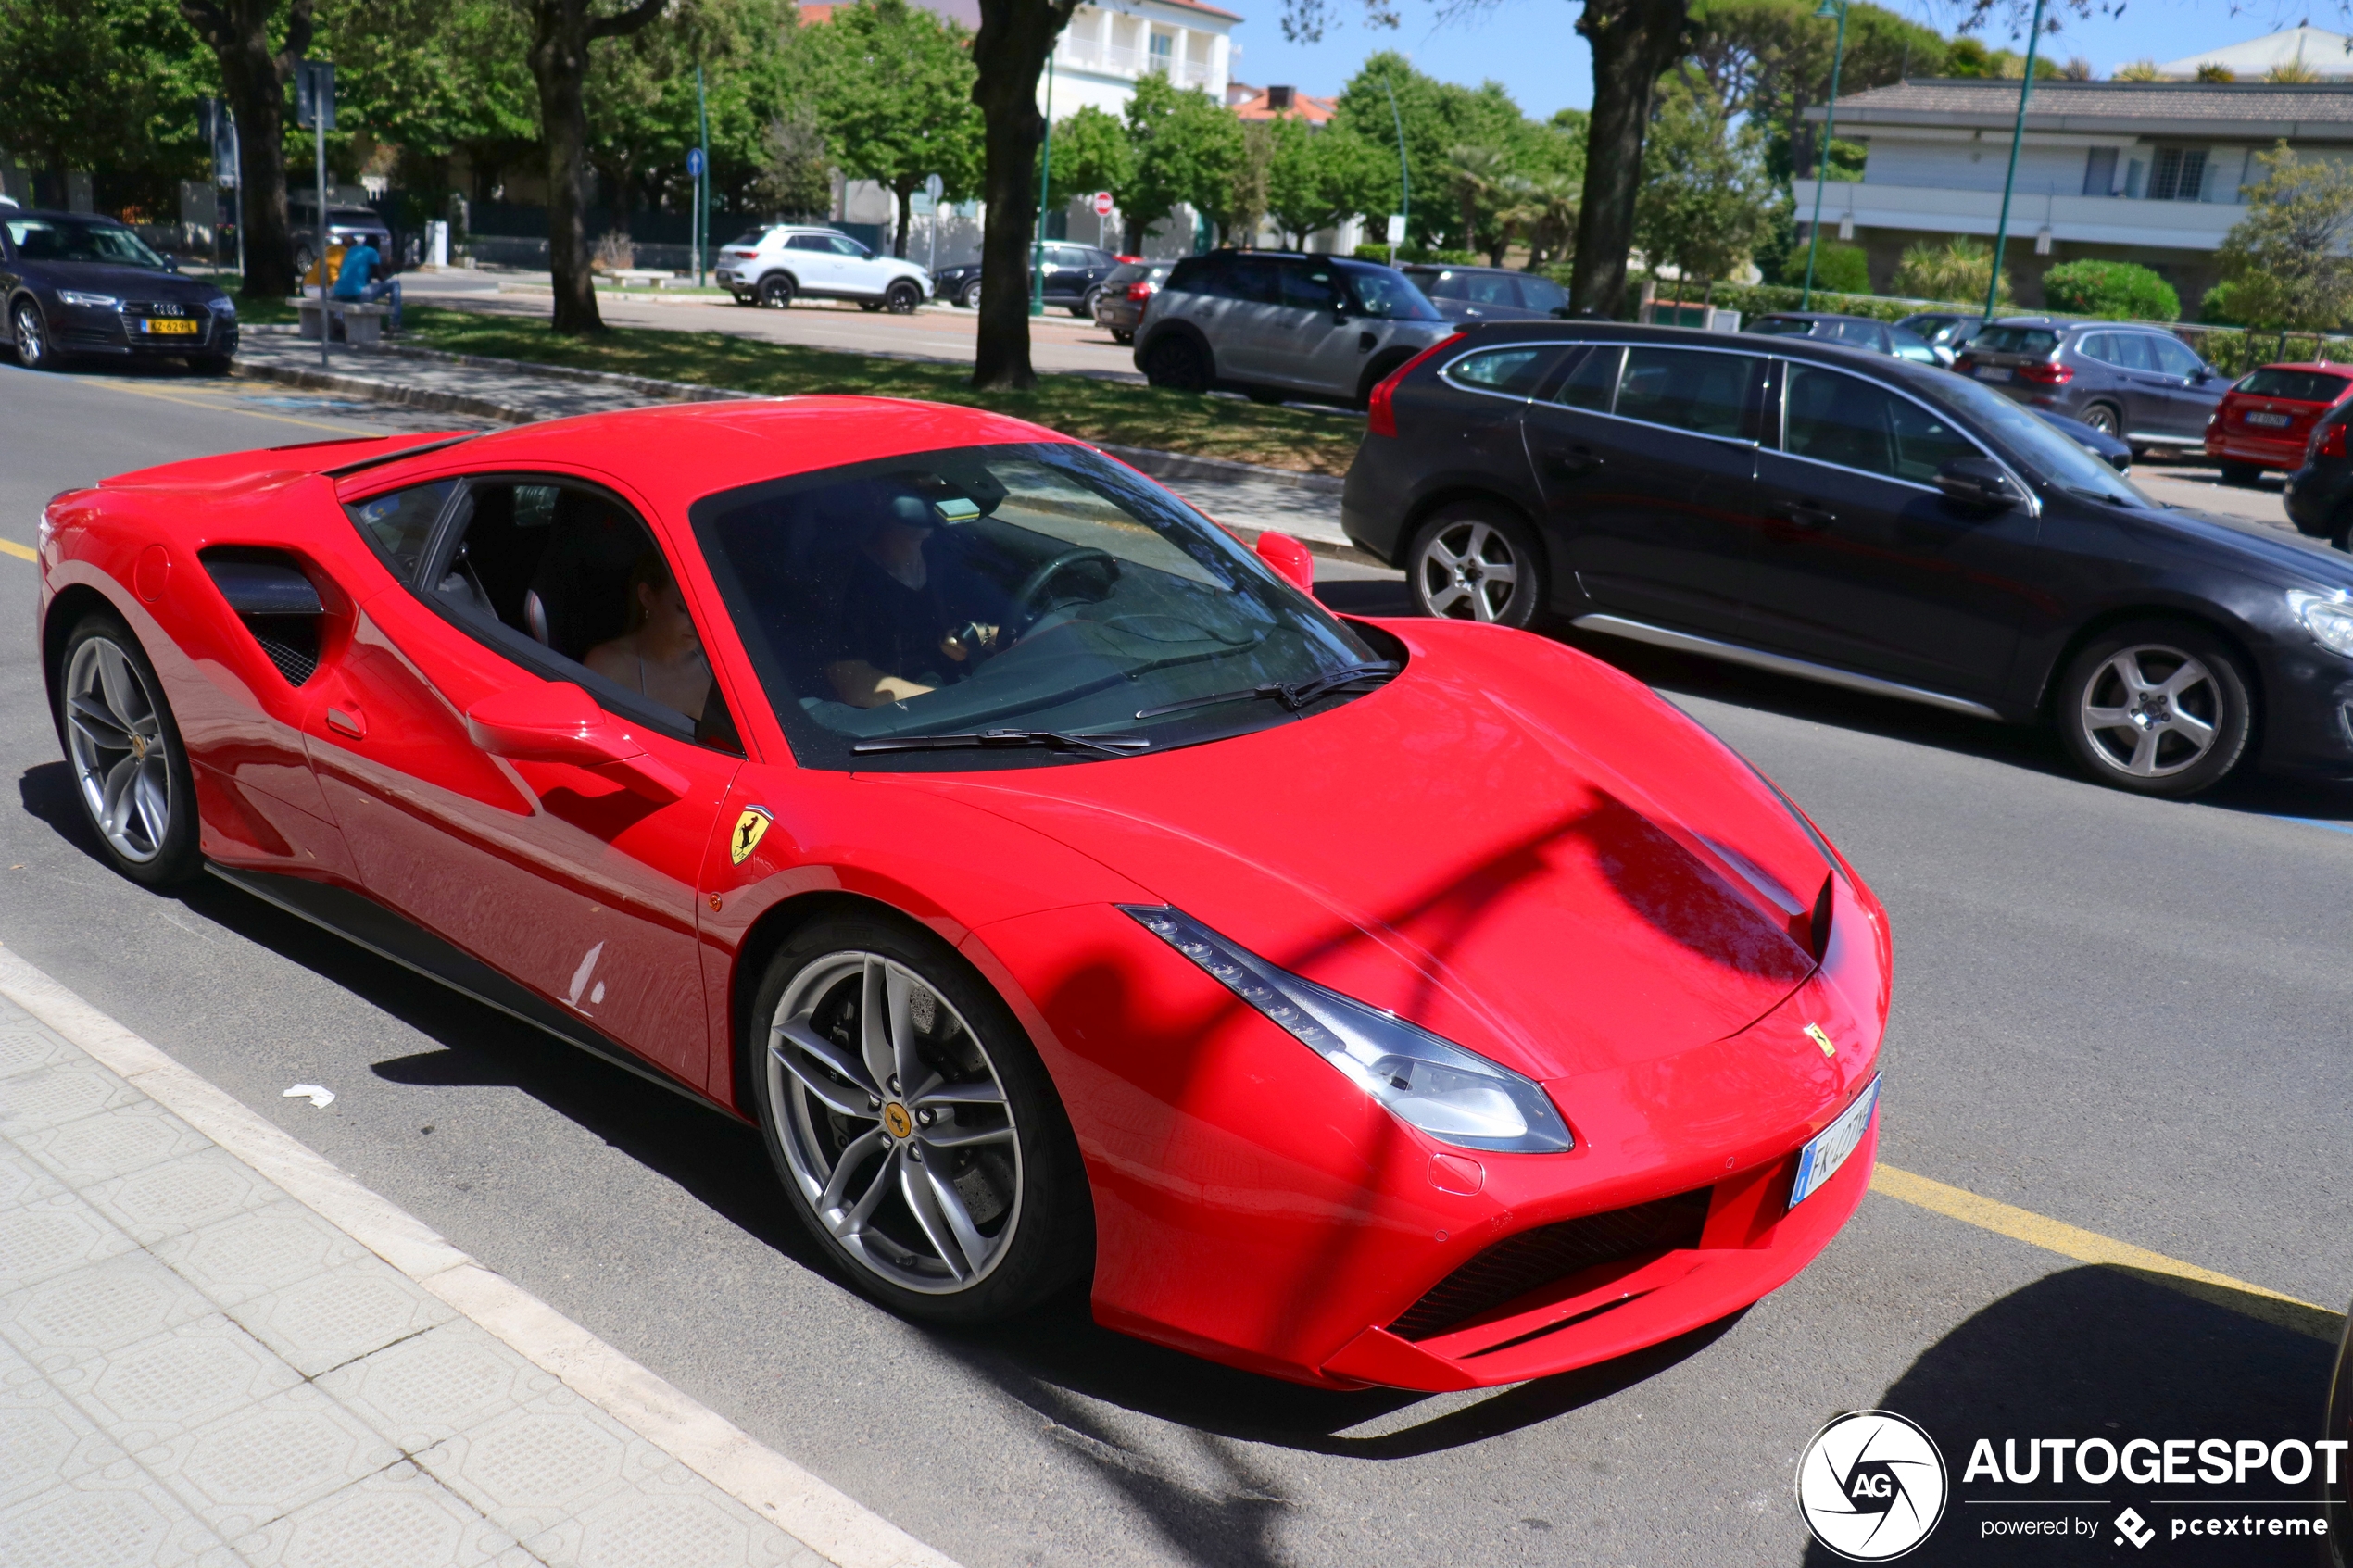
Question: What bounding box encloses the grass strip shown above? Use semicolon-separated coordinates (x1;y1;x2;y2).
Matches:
379;305;1366;476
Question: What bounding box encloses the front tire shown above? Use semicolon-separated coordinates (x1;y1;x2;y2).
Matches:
758;273;796;309
885;281;922;315
55;615;201;886
1071;287;1101;320
1111;328;1134;345
959;279;983;310
2217;459;2263;486
1140;332;1211;393
189;354;233;376
14;299;56;370
749;912;1090;1323
2057;619;2254;797
1405;504;1548;628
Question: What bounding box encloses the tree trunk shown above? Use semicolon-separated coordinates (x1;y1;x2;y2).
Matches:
177;0;311;302
529;5;602;332
969;0;1079;390
1568;0;1689;317
894;180;915;259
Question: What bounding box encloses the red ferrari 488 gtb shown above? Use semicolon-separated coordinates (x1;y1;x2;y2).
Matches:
37;400;1888;1391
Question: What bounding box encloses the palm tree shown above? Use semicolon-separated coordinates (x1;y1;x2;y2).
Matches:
1500;172;1579;270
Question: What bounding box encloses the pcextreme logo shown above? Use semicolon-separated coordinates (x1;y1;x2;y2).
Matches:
1796;1410;1951;1561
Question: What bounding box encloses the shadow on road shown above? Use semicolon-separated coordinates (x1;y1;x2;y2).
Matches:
1803;1265;2337;1566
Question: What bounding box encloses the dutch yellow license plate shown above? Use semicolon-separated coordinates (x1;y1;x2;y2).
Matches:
140;319;199;336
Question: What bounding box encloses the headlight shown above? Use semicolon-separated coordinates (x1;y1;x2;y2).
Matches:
1122;905;1574;1153
2289;589;2353;658
58;290;120;308
209;296;236;317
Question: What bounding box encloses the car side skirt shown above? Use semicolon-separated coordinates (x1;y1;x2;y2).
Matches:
208;864;738;1119
1570;614;2006;721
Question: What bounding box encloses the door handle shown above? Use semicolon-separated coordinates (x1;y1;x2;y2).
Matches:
1544;447;1602;478
325;706;366;738
1772;504;1835;531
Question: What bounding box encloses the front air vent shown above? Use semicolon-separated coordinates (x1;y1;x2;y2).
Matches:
1388;1187;1712;1341
200;548;324;687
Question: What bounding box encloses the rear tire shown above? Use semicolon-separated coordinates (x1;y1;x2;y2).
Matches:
2057;619;2255;798
2217;460;2263;486
1404;503;1548;629
748;911;1091;1325
1140;332;1211;393
2078;401;2121;438
1071;288;1100;320
758;273;796;309
1111;328;1134;345
53;614;202;887
959;279;983;310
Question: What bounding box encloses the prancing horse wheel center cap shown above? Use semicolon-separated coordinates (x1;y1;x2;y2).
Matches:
882;1102;913;1139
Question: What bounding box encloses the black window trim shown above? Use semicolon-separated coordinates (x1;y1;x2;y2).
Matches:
1766;355;2040;512
402;470;743;752
1525;338;1770;446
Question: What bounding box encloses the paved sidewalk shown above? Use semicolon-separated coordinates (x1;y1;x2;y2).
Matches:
232;332;1359;550
0;950;955;1568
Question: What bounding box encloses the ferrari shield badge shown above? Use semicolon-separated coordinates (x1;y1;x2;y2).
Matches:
729;806;774;866
1804;1022;1837;1059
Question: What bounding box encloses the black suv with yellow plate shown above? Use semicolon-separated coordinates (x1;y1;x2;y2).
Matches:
3;210;237;372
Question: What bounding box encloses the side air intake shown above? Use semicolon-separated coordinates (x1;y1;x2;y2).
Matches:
199;548;324;686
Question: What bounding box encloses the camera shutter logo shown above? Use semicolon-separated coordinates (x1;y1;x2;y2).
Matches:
1795;1410;1949;1560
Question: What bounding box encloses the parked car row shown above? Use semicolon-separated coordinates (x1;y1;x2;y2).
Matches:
4;209;238;372
932;242;1125;316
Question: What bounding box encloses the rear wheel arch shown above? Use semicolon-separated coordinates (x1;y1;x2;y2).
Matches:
1354;347;1421;409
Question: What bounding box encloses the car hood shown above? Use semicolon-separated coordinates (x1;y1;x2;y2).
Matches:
906;621;1835;1084
2137;499;2353;587
28;261;224;303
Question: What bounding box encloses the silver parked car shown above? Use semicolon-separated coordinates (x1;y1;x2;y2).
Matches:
1134;250;1457;408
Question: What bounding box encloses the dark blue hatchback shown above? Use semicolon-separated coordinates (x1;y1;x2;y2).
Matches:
2;211;238;371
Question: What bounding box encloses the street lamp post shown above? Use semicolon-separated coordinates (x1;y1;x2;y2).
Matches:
696;67;710;288
1799;0;1849;311
1032;50;1055;318
1383;74;1409;265
1983;0;2050;322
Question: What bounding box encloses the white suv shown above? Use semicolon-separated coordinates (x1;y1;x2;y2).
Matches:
717;226;931;313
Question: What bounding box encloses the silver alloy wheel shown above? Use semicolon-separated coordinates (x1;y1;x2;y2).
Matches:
765;951;1021;1295
2081;403;2120;436
960;279;983;309
1416;518;1521;621
2077;643;2222;778
63;637;173;862
14;302;46;368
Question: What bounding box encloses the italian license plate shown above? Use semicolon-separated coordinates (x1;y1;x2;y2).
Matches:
138;318;198;336
1973;366;2011;383
2247;411;2291;427
1789;1075;1880;1210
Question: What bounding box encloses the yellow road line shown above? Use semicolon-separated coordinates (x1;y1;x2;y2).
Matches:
1873;1163;2344;1343
81;377;376;436
0;538;34;562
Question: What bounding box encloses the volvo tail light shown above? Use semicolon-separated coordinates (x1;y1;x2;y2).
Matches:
2314;421;2348;459
2016;359;2074;386
1365;335;1463;439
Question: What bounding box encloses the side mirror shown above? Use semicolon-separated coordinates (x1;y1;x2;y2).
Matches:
466;682;688;803
1252;530;1317;596
1934;456;2026;510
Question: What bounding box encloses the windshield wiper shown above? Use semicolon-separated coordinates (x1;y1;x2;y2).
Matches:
1132;660;1400;720
850;728;1151;758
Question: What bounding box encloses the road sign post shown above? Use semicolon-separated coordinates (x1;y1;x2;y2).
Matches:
687;144;706;286
296;60;335;368
695;67;710;287
925;172;943;276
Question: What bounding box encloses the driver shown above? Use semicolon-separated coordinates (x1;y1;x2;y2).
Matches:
822;488;1003;709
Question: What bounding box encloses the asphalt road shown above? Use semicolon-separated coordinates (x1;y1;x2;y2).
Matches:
4;358;2347;1567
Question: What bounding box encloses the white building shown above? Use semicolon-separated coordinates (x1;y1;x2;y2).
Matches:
2148;25;2353;81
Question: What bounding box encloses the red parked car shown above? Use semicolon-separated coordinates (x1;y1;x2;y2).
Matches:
2205;361;2353;483
36;400;1889;1392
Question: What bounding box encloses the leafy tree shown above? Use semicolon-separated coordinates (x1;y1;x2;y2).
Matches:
969;0;1085;389
1806;240;1869;294
811;0;980;257
320;0;535;207
2216;143;2353;332
1499;170;1579;269
583;0;796;239
756;103;832;217
1208;119;1274;247
1264;119;1388;248
1683;0;1941;186
2040;258;2178;321
1043;104;1131;218
1891;235;2007;303
0;0;220;218
1634;75;1776;289
1120;72;1240;254
172;0;315;299
520;0;673;333
1329;54;1526;253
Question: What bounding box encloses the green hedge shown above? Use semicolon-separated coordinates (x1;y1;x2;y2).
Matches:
1351;244;1479;265
2040;259;2179;321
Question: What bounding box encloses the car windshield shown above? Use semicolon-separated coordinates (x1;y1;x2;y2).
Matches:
1337;262;1443;320
1105;262;1150;283
1973;325;2060;356
6;218;167;269
1748;318;1819;337
2237;368;2351;402
1914;373;2156;507
1520;275;1568;312
726;230;766;247
691;443;1386;770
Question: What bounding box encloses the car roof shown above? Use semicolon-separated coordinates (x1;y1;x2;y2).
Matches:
1756;311;1876;324
1445;319;1953;381
4;209;128;225
1400;262;1520;275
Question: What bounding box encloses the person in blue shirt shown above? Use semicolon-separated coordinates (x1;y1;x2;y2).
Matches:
331;240;400;331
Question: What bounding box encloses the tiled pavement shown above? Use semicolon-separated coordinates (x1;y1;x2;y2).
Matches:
0;965;949;1568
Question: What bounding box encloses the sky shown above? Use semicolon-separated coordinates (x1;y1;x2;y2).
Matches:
1219;0;2335;122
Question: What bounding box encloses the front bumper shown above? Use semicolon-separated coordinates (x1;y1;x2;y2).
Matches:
55;303;233;358
2284;460;2353;536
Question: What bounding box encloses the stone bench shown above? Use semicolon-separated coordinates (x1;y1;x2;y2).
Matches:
602;269;675;289
290;296;392;346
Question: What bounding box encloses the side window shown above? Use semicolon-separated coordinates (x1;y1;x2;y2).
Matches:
2077;332;2115;366
786;234;831;252
1278;264;1342;311
1226;257;1283;306
1830;319;1881;349
1548;345;1621;411
1445;346;1558;396
2109;334;2159;372
1783;366;1977;484
1461;273;1517;307
829;234;868;257
1419;271;1465;300
429;480;736;746
2152;335;2204;378
345;480;457;582
1518;275;1568;313
1616;347;1761;439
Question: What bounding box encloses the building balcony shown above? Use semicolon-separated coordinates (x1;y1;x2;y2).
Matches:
1792;179;2246;253
1059;37;1210;89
